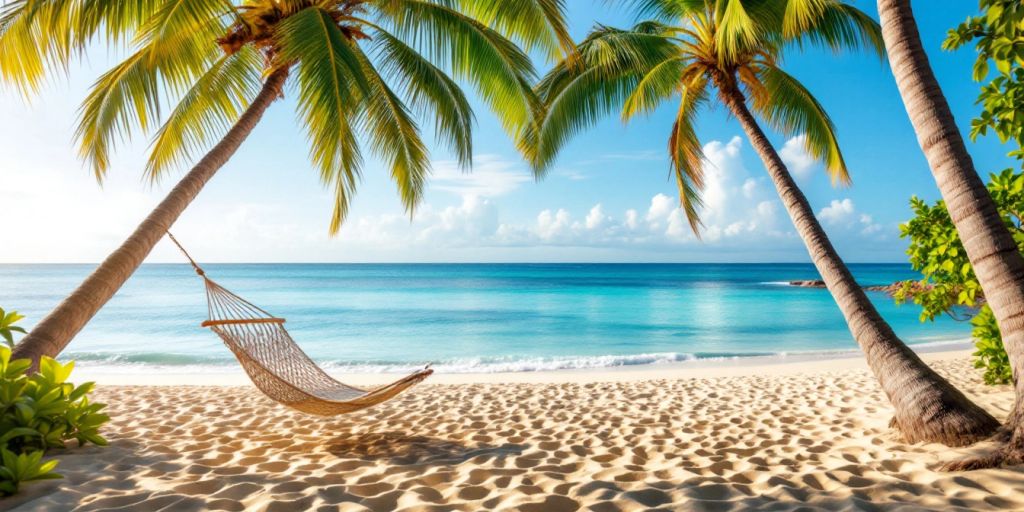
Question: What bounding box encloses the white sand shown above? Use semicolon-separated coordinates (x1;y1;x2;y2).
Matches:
7;350;1024;511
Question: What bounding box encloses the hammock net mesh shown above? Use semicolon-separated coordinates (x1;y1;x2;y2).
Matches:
200;276;432;416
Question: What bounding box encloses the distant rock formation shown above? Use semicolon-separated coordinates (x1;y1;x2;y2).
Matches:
788;279;826;288
787;280;903;296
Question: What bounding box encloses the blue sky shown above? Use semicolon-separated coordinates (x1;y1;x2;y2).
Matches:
1;0;1016;263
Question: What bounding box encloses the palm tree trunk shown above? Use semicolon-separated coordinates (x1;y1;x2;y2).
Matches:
878;0;1024;467
712;73;998;446
11;68;289;366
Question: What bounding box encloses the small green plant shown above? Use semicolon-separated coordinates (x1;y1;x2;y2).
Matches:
0;345;109;496
0;449;60;496
0;308;27;349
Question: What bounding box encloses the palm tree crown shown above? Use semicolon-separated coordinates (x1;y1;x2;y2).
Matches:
0;0;573;232
530;0;883;232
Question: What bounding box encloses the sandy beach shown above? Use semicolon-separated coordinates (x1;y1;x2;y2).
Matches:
5;350;1023;511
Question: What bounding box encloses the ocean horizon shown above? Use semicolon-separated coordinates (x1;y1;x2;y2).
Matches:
2;263;970;374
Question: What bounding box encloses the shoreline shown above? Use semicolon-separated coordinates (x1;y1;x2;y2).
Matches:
72;345;976;386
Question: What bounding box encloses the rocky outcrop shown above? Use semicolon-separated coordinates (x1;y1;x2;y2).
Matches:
787;280;904;296
788;279;826;288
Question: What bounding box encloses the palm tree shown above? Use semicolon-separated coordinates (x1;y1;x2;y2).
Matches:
877;0;1024;469
527;0;998;445
0;0;573;364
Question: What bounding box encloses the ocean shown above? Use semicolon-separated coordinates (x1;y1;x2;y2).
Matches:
0;263;970;374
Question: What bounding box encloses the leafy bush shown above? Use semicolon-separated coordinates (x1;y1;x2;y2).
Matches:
0;345;109;496
916;1;1024;385
0;308;27;349
944;0;1024;159
970;305;1013;385
898;169;1024;385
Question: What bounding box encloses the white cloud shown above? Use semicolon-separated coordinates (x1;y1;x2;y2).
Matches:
536;209;573;240
585;204;608;230
331;136;794;249
742;178;759;199
692;137;783;241
817;199;886;238
779;134;817;179
430;154;532;197
624;209;639;230
819;198;857;225
646;194;676;224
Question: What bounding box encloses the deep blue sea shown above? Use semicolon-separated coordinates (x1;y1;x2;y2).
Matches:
0;264;970;373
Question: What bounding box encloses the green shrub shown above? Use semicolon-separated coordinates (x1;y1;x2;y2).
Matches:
0;308;27;349
971;305;1013;385
0;345;109;496
898;169;1024;386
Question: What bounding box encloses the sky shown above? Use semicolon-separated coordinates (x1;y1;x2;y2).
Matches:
1;0;1017;264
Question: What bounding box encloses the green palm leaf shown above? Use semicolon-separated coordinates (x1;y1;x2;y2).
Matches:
755;64;848;184
668;75;710;233
379;0;539;137
369;29;473;167
277;6;373;232
353;45;430;216
146;47;263;180
454;0;577;63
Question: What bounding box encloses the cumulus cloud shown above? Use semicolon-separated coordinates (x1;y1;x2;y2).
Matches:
819;198;857;225
779;134;817;179
329;136;795;253
585;204;609;230
817;198;885;237
694;137;783;242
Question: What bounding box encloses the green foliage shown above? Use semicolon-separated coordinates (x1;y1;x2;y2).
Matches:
0;346;109;496
0;449;61;496
0;308;26;349
0;0;574;234
530;0;881;233
971;305;1013;385
944;0;1024;159
898;169;1024;385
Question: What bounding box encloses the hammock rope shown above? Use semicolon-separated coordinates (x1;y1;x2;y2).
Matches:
166;232;432;416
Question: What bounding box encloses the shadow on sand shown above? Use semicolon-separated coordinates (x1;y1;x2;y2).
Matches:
325;431;527;466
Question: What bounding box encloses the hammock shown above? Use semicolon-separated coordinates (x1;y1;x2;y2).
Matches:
167;233;433;416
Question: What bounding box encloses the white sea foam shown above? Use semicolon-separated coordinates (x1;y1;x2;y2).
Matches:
62;338;973;375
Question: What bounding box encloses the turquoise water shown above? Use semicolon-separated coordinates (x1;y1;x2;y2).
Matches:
0;264;969;373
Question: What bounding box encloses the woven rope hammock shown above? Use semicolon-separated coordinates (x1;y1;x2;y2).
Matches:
167;233;432;416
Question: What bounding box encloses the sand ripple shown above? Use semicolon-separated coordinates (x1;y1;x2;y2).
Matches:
5;358;1023;511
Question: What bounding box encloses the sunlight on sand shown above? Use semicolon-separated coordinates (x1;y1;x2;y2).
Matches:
9;357;1023;511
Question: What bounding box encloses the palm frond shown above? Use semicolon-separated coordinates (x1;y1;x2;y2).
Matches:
146;47;263;180
75;48;162;179
789;1;885;58
276;6;371;232
619;0;709;22
755;64;848;184
378;0;539;138
73;0;230;179
0;0;74;95
531;25;679;170
0;0;167;95
668;75;709;234
369;29;473;167
353;45;430;216
781;0;830;37
622;57;690;121
455;0;577;63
